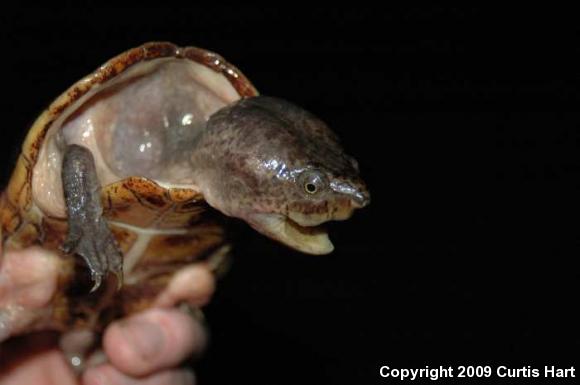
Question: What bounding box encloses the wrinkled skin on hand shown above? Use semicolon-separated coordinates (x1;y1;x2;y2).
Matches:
0;248;215;385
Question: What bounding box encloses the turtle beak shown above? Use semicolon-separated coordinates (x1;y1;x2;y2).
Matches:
248;213;334;255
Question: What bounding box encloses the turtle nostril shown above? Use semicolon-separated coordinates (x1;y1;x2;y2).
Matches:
351;190;370;208
329;180;370;208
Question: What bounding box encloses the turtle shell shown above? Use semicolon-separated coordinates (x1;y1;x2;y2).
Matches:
0;42;258;330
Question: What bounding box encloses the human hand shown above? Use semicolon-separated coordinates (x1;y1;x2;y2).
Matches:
0;247;216;384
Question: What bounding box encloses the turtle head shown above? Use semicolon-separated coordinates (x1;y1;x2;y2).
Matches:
192;96;370;254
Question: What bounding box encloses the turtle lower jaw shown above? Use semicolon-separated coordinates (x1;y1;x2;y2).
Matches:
249;213;334;255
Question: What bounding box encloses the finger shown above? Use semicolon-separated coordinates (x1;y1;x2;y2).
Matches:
103;308;206;377
0;334;77;385
0;349;77;385
83;364;195;385
154;264;215;308
0;248;60;341
0;247;60;307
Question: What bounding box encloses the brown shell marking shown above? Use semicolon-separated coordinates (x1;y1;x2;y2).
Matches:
102;177;205;229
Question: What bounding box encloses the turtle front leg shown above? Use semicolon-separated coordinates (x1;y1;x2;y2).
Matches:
61;144;123;292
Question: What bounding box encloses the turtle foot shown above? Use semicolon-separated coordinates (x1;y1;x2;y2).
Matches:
61;144;123;293
63;220;123;292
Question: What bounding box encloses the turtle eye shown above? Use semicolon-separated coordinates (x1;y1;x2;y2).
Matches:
305;182;318;194
300;170;327;195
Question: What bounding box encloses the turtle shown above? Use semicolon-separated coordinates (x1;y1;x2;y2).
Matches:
0;42;369;360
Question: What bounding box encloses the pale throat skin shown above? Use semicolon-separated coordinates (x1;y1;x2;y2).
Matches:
189;96;370;254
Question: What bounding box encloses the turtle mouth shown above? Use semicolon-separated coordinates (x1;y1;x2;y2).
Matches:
248;213;334;254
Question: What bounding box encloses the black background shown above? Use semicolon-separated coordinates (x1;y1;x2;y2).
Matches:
1;5;578;385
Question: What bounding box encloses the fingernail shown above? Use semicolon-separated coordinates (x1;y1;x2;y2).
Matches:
120;319;164;360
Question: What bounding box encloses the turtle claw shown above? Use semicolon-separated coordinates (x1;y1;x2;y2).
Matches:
89;273;103;294
63;219;123;293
